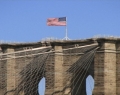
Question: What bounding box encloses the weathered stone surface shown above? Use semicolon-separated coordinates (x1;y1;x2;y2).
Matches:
0;38;120;95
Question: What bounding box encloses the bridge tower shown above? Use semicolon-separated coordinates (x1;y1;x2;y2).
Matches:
0;38;120;95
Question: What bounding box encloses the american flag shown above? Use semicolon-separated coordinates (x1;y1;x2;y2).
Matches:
47;17;66;26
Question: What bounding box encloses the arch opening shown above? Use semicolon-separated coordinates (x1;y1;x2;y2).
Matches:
38;77;46;95
86;75;94;95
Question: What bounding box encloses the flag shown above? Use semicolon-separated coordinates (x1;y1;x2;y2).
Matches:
47;17;66;26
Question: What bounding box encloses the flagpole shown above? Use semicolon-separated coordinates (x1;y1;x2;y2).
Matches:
62;17;70;40
65;17;67;40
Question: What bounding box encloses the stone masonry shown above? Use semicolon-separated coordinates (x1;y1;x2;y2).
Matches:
0;37;120;95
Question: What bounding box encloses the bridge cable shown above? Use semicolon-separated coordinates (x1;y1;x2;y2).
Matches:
51;46;98;95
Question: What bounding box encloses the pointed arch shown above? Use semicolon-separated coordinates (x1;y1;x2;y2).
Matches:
38;77;46;95
86;75;94;95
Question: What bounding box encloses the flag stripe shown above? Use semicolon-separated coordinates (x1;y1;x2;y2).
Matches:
47;17;66;26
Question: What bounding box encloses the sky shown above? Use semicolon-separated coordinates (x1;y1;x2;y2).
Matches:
0;0;120;95
0;0;120;43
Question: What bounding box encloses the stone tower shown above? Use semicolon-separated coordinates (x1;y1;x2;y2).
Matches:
0;37;120;95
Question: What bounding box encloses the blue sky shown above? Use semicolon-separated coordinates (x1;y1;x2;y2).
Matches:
0;0;120;42
0;0;119;95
